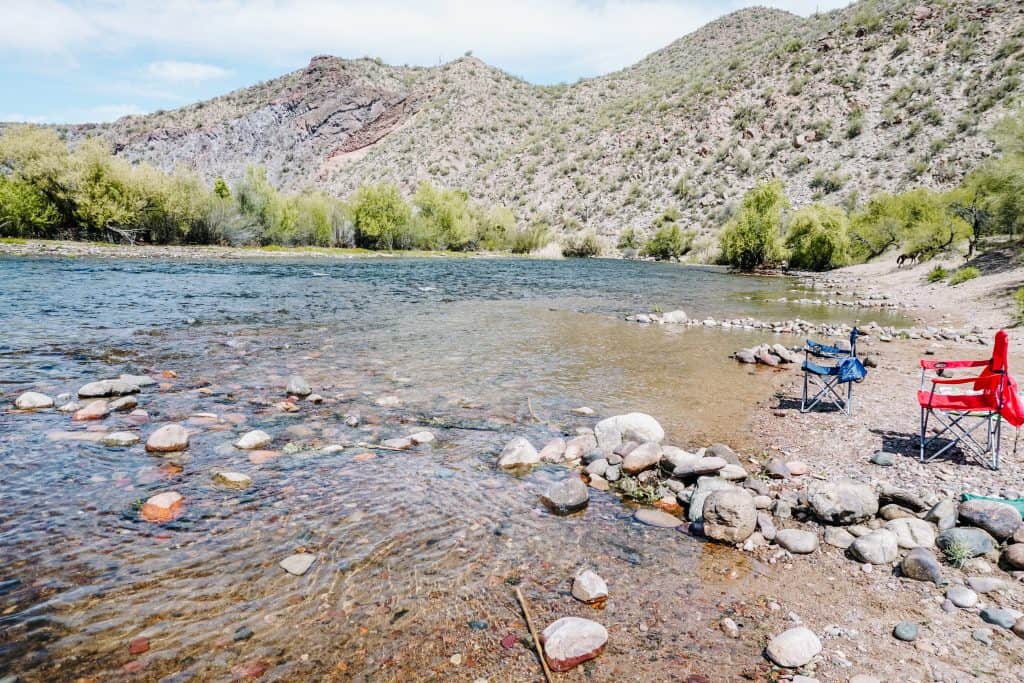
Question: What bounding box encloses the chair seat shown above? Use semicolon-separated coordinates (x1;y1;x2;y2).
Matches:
917;390;997;413
803;360;839;376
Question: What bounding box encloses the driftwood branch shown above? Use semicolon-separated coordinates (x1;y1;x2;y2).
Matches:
515;587;553;683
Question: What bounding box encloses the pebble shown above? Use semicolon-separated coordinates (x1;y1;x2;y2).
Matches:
893;621;918;642
785;460;808;476
235;429;272;450
967;576;1005;594
213;471;253;489
849;529;898;565
101;431;140;447
720;617;739;638
78;379;140;398
285;375;312;396
498;437;540;468
571;569;608;604
1001;543;1024;570
540;617;608;672
870;451;895;467
234;626;254;641
109;395;138;412
120;373;157;387
73;399;110;421
14;391;53;409
1014;617;1024;639
140;491;185;523
775;528;818;554
824;526;855;549
409;431;435;445
145;424;189;453
129;636;150;654
980;607;1017;629
946;586;977;608
764;626;821;667
279;553;316;576
901;547;944;584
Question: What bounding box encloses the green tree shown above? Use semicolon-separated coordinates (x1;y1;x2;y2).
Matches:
642;224;693;260
719;180;789;270
350;183;412;250
0;175;61;237
617;227;641;250
785;204;850;270
412;181;477;250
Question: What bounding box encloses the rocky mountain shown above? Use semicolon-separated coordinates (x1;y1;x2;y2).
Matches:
59;0;1024;252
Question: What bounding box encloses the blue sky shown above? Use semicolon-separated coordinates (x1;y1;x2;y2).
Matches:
1;0;849;124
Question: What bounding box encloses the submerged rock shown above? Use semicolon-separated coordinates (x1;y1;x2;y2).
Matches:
235;429;272;450
765;627;821;668
109;395;138;412
73;400;110;421
285;375;312;397
539;438;568;463
280;553;316;576
635;508;682;528
102;431;140;447
572;570;608;604
14;391;53;410
594;413;664;452
498;437;540;468
120;373;157;387
541;617;608;672
145;424;189;453
140;491;185;523
540;477;589;514
213;471;253;489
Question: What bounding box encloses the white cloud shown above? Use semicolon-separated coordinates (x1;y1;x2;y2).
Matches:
2;104;147;124
2;0;851;82
146;60;231;82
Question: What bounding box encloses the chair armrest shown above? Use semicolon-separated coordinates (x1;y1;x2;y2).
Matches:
920;359;989;370
929;375;999;386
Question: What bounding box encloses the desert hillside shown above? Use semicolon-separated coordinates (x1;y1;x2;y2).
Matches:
58;0;1024;249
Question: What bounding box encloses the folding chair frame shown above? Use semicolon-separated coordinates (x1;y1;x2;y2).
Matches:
918;363;1006;470
800;330;859;416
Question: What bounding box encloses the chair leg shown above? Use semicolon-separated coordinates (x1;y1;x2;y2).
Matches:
801;372;808;412
920;407;927;462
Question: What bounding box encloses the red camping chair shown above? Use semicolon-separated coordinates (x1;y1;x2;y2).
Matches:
918;330;1024;469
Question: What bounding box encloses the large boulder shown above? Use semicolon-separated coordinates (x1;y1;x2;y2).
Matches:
807;478;878;525
78;379;140;398
14;391;53;410
497;437;540;469
958;499;1022;541
540;478;589;515
594;413;664;452
702;489;756;543
849;529;899;565
765;627;821;668
621;442;663;475
541;617;608;672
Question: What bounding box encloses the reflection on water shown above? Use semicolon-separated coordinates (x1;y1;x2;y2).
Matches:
0;257;892;681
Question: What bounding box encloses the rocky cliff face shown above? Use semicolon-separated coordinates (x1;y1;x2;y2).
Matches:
58;0;1024;248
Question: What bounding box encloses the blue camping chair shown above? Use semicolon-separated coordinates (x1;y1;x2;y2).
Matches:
801;328;866;415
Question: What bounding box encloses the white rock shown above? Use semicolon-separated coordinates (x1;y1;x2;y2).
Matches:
14;391;53;410
120;373;157;387
280;553;316;576
594;413;664;451
541;617;608;672
78;379;140;398
213;471;253;489
775;529;819;554
497;437;539;468
235;429;272;450
572;570;608;604
849;529;899;565
621;441;662;474
101;431;140;447
145;423;189;453
765;626;821;667
885;518;936;549
539;438;568;463
285;375;312;396
661;310;688;324
409;431;435;444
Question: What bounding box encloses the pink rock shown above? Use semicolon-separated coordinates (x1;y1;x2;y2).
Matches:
539;438;568;463
140;491;184;523
786;461;809;476
145;424;189;453
73;400;110;421
541;617;608;672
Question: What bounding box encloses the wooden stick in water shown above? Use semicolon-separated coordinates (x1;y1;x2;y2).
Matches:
515;586;553;683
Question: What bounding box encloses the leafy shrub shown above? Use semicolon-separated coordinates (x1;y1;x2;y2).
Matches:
617;227;641;250
508;222;551;254
926;265;948;283
349;183;413;250
562;231;603;258
809;170;845;195
948;266;980;285
1015;288;1024;323
719;180;789;271
641;224;693;261
785;204;849;270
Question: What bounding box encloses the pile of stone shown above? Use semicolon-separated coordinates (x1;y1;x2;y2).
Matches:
733;342;801;366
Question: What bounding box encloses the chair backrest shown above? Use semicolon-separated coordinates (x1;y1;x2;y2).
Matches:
849;328;859;358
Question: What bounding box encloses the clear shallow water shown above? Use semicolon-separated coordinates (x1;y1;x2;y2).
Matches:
0;257;901;681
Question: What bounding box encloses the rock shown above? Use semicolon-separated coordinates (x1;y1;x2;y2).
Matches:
57;401;80;413
585;458;608;477
706;443;740;465
720;617;739;638
571;406;594;416
662;310;687;324
409;431;435;445
849;529;899;565
757;512;777;541
980;607;1017;629
594;413;664;452
587;475;609;491
786;461;808;476
130;636;150;654
756;349;779;367
824;526;855;549
1002;543;1024;570
572;570;608;604
374;394;401;407
765;459;790;479
564;434;597;461
661;445;700;472
936;527;995;559
776;529;818;554
719;464;747;481
498;437;540;468
885;518;936;549
958;499;1022;540
635;508;682;528
140;491;185;522
78;379;139;398
870;451;895;466
772;344;798;363
145;424;189;453
14;391;53;410
1014;617;1024;640
849;677;881;683
108;395;137;412
901;548;944;584
540;478;589;514
878;483;927;512
382;437;414;450
702;490;756;543
673;456;726;479
967;576;1005;594
972;628;992;646
946;586;977;608
540;617;607;672
101;431;140;447
120;373;157;387
73;400;110;421
879;504;915;521
539;438;567;463
765;626;821;668
279;553;316;576
735;349;757;364
753;495;772;509
893;621;918;642
925;499;957;531
807;478;878;525
621;442;662;475
285;375;312;396
604;465;620;482
687;478;737;522
213;471;252;489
